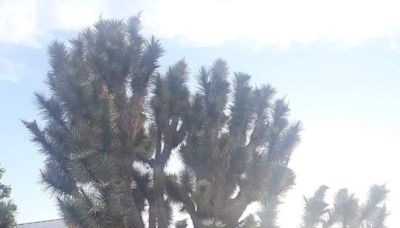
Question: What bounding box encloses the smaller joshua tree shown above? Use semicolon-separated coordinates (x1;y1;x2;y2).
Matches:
301;185;388;228
0;166;17;228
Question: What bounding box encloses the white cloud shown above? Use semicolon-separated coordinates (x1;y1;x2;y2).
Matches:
143;0;400;50
0;58;24;81
0;0;39;46
2;0;400;49
0;0;141;47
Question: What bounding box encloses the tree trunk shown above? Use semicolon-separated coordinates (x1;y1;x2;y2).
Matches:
153;165;169;228
120;181;145;228
148;200;157;228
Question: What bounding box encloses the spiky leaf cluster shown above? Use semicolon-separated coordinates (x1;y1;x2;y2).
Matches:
24;17;163;228
165;60;302;228
301;185;388;228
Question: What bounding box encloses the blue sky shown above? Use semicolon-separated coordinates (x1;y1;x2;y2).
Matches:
1;0;400;227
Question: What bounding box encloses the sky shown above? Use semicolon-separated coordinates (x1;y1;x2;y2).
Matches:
0;0;399;227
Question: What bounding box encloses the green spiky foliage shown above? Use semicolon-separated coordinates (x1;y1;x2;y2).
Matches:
300;185;329;228
24;16;389;228
24;16;163;228
25;15;301;228
164;60;302;228
301;185;388;228
0;166;17;228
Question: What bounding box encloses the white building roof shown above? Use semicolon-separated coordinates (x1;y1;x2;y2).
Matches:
16;219;67;228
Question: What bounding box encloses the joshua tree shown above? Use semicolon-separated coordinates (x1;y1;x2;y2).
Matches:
301;185;388;228
24;16;389;228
